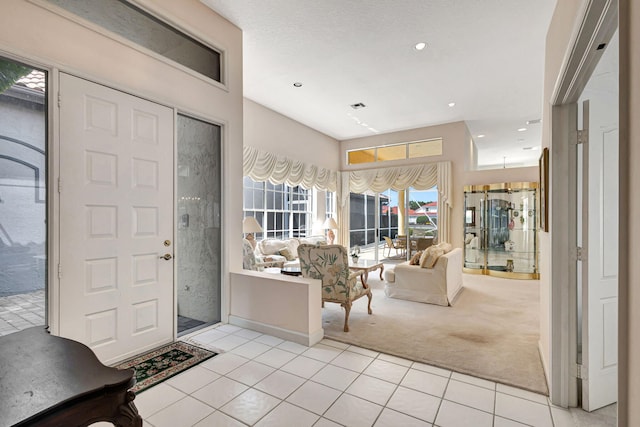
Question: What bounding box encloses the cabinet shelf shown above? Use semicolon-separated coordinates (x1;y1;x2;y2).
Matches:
463;182;539;279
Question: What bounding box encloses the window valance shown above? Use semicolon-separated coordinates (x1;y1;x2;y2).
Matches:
341;162;452;209
243;146;338;192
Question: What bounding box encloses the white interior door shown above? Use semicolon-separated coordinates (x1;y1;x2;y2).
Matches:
58;73;174;364
580;94;619;409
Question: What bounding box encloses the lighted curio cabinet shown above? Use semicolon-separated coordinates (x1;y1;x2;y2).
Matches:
463;182;539;279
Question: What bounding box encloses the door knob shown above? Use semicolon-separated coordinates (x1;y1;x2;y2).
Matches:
159;253;173;260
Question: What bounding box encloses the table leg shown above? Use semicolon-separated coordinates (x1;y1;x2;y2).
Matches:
360;271;369;287
379;264;384;280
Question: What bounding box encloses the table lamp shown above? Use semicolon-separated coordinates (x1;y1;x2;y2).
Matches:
243;216;263;249
323;217;338;245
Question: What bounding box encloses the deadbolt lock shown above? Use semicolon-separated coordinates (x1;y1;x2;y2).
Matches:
164;240;171;247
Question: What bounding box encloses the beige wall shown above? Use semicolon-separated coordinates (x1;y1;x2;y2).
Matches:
229;271;323;346
340;122;539;249
539;0;589;397
341;121;469;248
464;166;538;187
620;0;639;424
0;0;244;323
244;98;340;171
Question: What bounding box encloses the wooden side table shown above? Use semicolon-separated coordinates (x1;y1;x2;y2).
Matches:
0;327;141;427
348;259;384;287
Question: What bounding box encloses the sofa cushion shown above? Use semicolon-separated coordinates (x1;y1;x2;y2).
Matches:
436;242;453;254
279;248;295;261
410;250;423;265
299;236;327;246
258;238;298;256
420;245;445;268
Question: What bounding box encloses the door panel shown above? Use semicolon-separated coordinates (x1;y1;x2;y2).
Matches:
58;74;174;364
580;101;619;410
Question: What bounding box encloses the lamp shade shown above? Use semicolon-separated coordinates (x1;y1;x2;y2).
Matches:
243;216;263;233
323;217;338;230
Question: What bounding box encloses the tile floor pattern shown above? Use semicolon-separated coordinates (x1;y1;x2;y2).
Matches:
0;290;45;336
96;324;582;427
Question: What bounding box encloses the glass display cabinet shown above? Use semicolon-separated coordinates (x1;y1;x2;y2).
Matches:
463;182;539;279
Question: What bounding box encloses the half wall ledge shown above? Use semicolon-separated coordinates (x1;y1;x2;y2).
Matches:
229;271;324;347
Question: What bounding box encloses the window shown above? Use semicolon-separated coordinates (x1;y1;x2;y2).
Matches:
325;191;336;220
0;57;47;331
46;0;222;83
243;177;313;239
347;138;443;165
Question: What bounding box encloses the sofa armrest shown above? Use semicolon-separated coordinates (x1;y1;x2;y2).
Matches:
442;248;463;303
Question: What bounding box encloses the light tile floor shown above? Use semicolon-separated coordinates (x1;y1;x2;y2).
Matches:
0;290;45;336
0;294;615;426
100;323;607;427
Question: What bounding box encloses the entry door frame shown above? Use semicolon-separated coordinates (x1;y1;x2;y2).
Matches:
548;0;618;408
57;73;176;363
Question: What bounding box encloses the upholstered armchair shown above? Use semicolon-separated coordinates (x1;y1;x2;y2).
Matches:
242;238;261;271
297;244;372;332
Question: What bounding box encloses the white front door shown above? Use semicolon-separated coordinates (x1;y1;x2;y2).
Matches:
58;73;174;364
579;33;619;409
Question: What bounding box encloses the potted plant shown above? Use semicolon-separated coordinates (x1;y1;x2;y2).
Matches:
350;245;360;263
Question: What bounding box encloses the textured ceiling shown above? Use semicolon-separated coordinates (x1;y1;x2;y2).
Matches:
202;0;556;168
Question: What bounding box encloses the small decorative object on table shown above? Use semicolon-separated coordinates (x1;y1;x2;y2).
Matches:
351;245;360;262
506;259;514;272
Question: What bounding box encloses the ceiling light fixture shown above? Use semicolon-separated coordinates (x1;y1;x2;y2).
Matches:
517;127;527;132
448;102;456;107
293;82;303;87
414;42;427;51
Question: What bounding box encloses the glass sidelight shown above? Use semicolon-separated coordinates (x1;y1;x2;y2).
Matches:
0;57;47;333
176;114;221;335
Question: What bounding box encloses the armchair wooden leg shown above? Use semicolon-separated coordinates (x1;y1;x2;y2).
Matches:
366;290;373;315
342;301;352;332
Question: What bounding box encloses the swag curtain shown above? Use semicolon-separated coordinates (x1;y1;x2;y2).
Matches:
242;146;452;246
243;146;338;191
338;162;453;245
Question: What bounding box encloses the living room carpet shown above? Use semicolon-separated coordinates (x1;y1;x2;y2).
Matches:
116;342;217;393
322;273;549;395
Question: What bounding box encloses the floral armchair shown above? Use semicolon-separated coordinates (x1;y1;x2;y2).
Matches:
297;244;372;332
242;238;261;271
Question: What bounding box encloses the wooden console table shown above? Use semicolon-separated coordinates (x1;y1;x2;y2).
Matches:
0;327;142;427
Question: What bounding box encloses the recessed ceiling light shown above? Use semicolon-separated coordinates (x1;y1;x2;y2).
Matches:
526;119;541;125
477;134;485;138
517;127;527;132
293;82;303;87
523;147;534;150
448;102;456;107
350;102;366;109
414;42;427;51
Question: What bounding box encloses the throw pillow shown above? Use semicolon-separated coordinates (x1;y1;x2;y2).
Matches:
437;242;453;253
420;246;445;268
410;250;423;265
279;248;295;261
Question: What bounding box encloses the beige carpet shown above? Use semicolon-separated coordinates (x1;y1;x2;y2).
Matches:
322;273;549;395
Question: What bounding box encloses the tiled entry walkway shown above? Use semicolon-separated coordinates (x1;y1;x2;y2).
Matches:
0;290;45;336
120;324;583;427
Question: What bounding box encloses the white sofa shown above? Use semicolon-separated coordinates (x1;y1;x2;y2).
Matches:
254;236;327;268
384;247;463;306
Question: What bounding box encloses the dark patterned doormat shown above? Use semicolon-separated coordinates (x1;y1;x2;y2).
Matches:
116;341;217;393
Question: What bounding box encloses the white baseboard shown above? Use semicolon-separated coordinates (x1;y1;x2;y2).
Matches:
229;315;324;347
538;340;551;389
